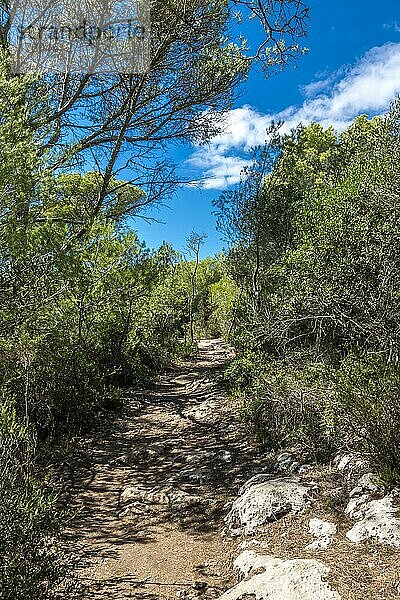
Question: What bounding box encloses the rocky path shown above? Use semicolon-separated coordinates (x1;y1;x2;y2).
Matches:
65;339;271;599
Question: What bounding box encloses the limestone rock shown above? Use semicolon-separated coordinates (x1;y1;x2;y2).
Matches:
334;453;369;477
120;485;207;515
183;398;221;423
306;518;337;551
225;475;313;535
345;495;370;519
346;492;400;547
168;489;206;511
237;540;269;551
349;473;381;498
121;485;170;505
218;551;341;600
239;474;276;493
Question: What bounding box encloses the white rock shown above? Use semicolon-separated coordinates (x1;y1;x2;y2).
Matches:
120;485;206;513
345;495;370;519
298;465;313;475
234;550;270;578
289;462;301;473
239;474;276;494
306;538;332;551
336;454;353;471
349;473;380;498
183;399;220;423
306;519;337;551
346;492;400;547
334;453;369;476
121;485;158;504
225;476;313;535
218;551;341;600
309;518;337;538
168;490;206;511
221;450;232;462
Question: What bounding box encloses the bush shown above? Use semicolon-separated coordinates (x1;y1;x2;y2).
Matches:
227;354;338;458
335;356;400;486
0;399;66;600
223;356;257;392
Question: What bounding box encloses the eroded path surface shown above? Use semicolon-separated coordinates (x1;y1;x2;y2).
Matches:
65;339;271;599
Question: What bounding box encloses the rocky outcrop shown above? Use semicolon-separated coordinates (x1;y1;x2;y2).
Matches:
225;475;313;536
333;453;370;480
340;471;400;548
120;484;209;518
219;454;400;600
346;492;400;547
275;451;301;473
349;473;380;497
219;551;341;600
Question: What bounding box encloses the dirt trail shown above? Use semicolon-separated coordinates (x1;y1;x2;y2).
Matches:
65;339;271;599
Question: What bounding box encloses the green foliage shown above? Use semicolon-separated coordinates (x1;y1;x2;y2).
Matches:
225;354;336;456
334;356;400;486
216;102;400;477
0;125;198;433
223;355;256;392
0;217;194;433
171;255;229;343
0;400;65;600
209;274;239;337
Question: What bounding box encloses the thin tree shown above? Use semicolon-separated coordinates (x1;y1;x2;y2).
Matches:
186;231;207;343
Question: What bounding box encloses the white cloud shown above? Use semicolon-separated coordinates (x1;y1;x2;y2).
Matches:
190;43;400;190
300;76;333;98
188;152;253;190
186;106;274;189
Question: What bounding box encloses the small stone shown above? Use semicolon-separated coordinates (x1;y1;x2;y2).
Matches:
298;465;312;475
306;518;337;550
221;450;232;462
309;518;337;537
289;461;301;473
193;581;208;591
238;540;269;551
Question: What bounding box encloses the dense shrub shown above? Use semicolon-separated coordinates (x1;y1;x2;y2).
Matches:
0;400;66;599
216;106;400;479
223;355;257;392
225;355;338;458
334;356;400;485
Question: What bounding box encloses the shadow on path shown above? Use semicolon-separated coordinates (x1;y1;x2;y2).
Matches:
63;339;272;599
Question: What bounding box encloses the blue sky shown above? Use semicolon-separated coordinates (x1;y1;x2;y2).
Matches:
133;0;400;258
